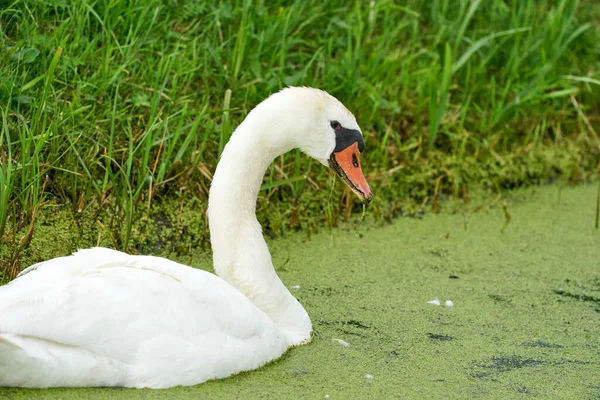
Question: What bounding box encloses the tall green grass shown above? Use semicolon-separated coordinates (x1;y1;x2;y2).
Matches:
0;0;599;271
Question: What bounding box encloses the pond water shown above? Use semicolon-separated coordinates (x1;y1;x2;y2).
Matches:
1;183;599;398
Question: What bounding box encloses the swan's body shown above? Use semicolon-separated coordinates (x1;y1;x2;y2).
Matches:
0;87;371;388
0;248;289;388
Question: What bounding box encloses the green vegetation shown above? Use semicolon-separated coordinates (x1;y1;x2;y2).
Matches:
1;0;600;276
1;183;599;398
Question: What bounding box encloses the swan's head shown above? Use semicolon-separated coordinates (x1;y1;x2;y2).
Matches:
262;87;372;203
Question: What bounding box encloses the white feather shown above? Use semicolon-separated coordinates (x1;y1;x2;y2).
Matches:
427;298;441;306
0;248;287;388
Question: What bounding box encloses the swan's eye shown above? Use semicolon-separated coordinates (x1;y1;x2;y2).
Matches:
330;121;341;130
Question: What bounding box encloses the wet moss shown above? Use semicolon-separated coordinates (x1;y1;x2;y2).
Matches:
3;137;599;278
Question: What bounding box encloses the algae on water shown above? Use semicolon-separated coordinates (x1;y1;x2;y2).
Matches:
1;183;599;399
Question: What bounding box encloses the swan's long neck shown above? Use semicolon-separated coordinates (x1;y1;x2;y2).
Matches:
207;109;311;344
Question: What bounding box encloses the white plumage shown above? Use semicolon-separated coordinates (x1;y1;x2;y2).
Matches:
0;87;368;388
0;248;286;388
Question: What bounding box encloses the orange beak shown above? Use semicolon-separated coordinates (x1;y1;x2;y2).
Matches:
328;142;372;204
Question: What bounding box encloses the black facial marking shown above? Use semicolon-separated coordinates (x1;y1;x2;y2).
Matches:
332;123;365;153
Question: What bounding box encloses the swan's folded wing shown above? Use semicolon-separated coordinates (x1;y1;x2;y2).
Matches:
0;248;286;367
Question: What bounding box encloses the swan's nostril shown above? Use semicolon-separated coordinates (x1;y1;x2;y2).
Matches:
352;153;359;168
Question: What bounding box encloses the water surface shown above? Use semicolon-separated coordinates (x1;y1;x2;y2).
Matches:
1;184;599;399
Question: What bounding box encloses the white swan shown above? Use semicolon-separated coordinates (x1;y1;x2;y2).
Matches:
0;87;372;389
